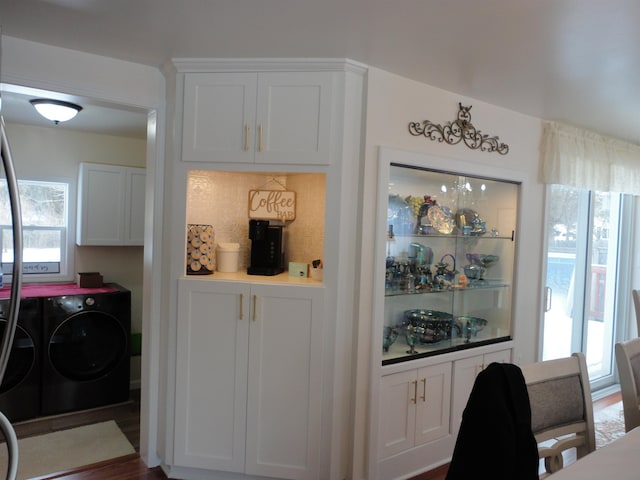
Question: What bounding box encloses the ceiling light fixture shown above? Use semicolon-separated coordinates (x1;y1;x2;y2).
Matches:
29;99;83;124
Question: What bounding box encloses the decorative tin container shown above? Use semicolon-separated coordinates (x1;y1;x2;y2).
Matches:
186;224;215;275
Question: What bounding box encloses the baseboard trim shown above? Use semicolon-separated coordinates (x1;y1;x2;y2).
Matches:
592;383;620;401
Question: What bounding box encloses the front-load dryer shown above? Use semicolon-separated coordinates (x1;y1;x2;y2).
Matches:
0;297;42;422
41;284;130;415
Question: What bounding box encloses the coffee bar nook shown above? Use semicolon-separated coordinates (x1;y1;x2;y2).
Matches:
166;59;364;480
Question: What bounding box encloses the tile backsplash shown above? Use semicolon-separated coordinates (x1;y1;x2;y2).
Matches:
186;170;326;272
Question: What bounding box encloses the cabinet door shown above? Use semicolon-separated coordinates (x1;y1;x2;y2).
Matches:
77;163;126;245
245;284;325;479
123;167;145;245
451;349;511;435
255;72;334;165
378;369;417;459
174;279;250;472
451;354;485;436
484;349;511;366
182;73;257;163
415;362;452;446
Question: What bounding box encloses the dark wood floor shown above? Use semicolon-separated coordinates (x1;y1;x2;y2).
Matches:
12;390;622;480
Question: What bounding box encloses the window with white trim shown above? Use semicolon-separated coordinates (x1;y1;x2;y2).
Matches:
0;179;73;282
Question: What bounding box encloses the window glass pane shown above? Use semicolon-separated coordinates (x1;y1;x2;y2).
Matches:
0;180;67;226
0;179;68;277
543;185;622;386
585;192;619;381
544;184;581;360
24;229;62;262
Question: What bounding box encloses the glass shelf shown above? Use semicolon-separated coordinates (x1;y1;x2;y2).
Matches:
385;281;510;297
389;233;515;241
380;162;520;364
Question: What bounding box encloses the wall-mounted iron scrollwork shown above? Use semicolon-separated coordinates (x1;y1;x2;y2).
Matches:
408;103;509;155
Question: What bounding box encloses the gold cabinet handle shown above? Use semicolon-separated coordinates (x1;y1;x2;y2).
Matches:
258;124;263;152
420;378;426;402
252;294;257;321
410;380;417;404
239;293;244;320
244;125;250;152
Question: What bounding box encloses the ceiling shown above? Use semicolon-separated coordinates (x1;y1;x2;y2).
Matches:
0;84;148;138
1;0;640;144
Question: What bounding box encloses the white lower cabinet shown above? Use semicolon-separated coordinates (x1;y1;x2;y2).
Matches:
174;278;325;479
451;349;512;435
376;346;511;479
378;362;452;459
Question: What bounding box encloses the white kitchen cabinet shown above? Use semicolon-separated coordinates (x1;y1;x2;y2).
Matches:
378;362;451;459
371;148;521;479
76;162;146;246
450;348;512;435
375;345;512;479
174;278;325;480
181;71;335;165
123;167;146;244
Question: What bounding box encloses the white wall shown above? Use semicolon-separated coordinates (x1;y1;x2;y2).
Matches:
352;67;546;479
1;36;163;108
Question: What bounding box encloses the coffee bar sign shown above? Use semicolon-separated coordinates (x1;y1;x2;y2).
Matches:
248;190;296;221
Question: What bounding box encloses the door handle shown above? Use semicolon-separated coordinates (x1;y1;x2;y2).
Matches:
239;294;244;320
252;294;257;321
545;286;552;312
410;380;417;404
420;378;426;402
258;124;263;152
243;125;250;152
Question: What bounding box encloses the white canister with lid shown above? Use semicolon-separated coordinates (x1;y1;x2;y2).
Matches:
216;242;241;272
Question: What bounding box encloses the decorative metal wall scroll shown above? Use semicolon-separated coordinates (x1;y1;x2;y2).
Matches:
408;103;509;155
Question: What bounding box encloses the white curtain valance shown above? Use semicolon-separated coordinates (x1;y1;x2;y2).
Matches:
540;121;640;195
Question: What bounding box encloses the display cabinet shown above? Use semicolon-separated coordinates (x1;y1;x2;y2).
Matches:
381;161;519;365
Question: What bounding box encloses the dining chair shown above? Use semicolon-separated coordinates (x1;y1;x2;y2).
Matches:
632;290;640;336
614;337;640;432
520;352;595;477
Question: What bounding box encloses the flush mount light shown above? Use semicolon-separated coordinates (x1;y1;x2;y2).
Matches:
29;99;83;124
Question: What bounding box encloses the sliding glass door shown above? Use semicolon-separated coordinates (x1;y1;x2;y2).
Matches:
543;184;628;389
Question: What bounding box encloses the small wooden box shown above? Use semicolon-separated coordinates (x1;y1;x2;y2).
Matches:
76;272;104;288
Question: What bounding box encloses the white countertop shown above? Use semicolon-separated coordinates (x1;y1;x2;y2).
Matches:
182;270;322;286
547;426;640;479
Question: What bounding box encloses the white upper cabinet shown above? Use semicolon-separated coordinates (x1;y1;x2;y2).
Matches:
76;162;146;246
181;71;335;165
124;168;146;245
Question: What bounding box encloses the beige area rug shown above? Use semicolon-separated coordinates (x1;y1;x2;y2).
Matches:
0;420;135;480
594;401;626;448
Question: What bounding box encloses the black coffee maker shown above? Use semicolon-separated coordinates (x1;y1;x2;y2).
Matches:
247;219;285;275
